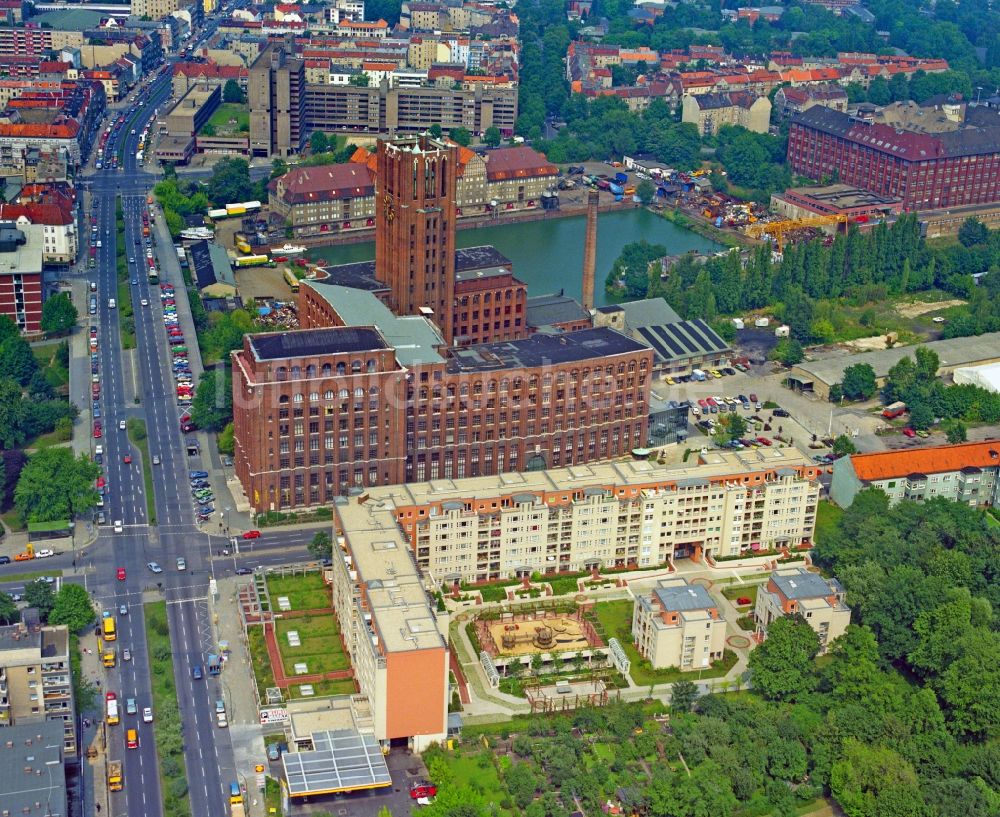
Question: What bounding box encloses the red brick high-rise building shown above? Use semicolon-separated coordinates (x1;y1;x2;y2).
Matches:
375;135;458;344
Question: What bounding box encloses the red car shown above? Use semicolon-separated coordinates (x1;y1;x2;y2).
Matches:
902;427;916;438
756;436;772;446
93;423;103;439
697;399;708;409
242;530;261;540
117;567;126;581
410;782;437;799
123;455;132;464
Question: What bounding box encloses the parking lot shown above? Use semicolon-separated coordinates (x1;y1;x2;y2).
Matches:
652;364;890;455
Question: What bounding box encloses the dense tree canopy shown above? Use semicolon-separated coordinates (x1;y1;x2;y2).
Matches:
14;449;100;523
40;293;78;335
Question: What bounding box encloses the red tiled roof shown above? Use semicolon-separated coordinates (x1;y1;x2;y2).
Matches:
485;146;558;182
851;440;1000;481
0;202;73;225
277;163;374;204
0;121;78;138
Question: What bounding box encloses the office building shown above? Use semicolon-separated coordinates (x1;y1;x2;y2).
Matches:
830;440;1000;509
632;579;727;670
0;620;76;757
0;721;68;817
302;82;517;140
754;567;850;652
248;39;305;157
328;492;448;752
375;135;458;343
788;102;1000;210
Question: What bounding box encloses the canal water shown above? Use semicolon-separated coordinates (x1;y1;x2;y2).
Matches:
308;208;721;307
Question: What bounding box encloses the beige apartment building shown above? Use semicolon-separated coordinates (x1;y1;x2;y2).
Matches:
0;621;76;757
632;578;727;670
131;0;183;19
381;447;821;584
681;91;771;135
754;567;850;653
269;163;375;235
328;491;449;753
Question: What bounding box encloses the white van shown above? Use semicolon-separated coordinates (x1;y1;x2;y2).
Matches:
108;298;116;309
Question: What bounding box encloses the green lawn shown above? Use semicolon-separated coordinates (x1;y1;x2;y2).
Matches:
265;572;331;610
264;777;281;816
144;601;192;817
127;418;156;525
205;103;249;134
32;341;70;392
815;500;843;546
1;569;63;583
590;600;738;686
275;614;351;676
1;509;25;533
431;749;506;803
247;625;276;702
288;677;357;699
721;584;759;605
28;426;73;450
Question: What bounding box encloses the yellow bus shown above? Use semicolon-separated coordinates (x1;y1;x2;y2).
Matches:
99;638;116;667
102;615;117;642
283;269;300;292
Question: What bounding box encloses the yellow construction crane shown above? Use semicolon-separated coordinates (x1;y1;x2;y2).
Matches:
745;214;849;251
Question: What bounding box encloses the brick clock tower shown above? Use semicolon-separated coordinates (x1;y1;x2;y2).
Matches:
375;135;458;345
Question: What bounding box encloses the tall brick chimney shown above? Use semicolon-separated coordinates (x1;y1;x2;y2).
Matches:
581;190;599;311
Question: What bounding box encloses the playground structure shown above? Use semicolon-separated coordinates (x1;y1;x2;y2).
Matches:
477;609;604;658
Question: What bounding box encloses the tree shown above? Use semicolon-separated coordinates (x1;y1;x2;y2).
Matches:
206;158;257;208
48;584;95;633
222;78;244;103
908;400;935;431
310;130;329;154
14;449;100;523
0;592;18;625
945;421;967;443
349;72;371;87
669;679;699;713
713;413;747;446
841;363;878;401
450;127;472;147
308;530;333;560
270;158;288;179
429;124;443;139
201;123;217;137
0;336;38;386
747;615;821;700
189;368;233;432
957;217;989;247
832;435;857;456
0;376;29;448
23;580;56;621
217;422;235;456
482;126;502;147
40;293;77;335
770;338;804;366
635;178;656;205
830;740;925;817
28;369;55;401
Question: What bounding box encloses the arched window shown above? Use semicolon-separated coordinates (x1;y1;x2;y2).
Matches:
291;366;301;378
275;367;287;380
321;363;332;376
293;393;304;403
324;390;334;400
367;359;377;372
309;392;319;401
339;388;349;399
354;387;364;398
305;365;316;378
278;394;290;404
351;360;362;373
336;362;346;375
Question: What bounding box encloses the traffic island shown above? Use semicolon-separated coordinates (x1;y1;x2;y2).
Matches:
126;418;156;524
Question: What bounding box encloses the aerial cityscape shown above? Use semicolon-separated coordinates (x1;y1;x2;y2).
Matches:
0;0;998;816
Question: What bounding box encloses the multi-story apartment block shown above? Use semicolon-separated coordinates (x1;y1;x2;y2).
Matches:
788;102;1000;210
384;447;820;582
0;221;45;333
681;91;771;135
754;567;850;652
830;440;1000;508
131;0;184;20
0;721;68;816
632;579;727;670
0;620;77;757
328;490;448;752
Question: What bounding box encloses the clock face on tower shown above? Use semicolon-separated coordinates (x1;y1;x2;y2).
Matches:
383;194;394;221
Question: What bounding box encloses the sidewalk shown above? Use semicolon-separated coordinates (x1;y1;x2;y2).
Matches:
209;576;267;817
79;628;111;817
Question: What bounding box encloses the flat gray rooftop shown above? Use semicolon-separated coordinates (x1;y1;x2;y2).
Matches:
282;730;392;797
